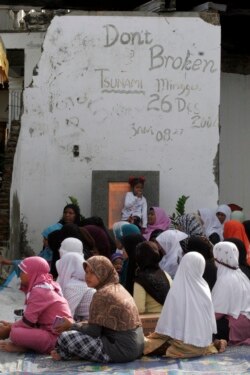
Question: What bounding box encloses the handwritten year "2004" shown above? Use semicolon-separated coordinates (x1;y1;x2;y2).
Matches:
146;94;217;129
131;124;184;142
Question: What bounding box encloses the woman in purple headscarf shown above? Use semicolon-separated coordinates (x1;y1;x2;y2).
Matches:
143;207;172;241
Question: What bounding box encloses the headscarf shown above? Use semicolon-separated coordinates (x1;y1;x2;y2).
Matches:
228;203;243;212
56;252;85;294
216;204;231;223
111;252;124;263
82;216;117;254
156;252;217;347
175;213;205;253
186;236;213;260
231;210;245;223
198;208;223;240
223;220;250;264
84;224;112;258
58;237;84;258
156;229;188;278
243;220;250;241
39;223;63;263
41;223;63;239
135;242;171;305
48;223;89;279
18;256;61;296
113;222;140;241
121;233;146;295
212;242;250;319
186;236;217;290
84;256;141;331
176;213;205;236
143;207;171;241
224;237;250;280
59;203;82;226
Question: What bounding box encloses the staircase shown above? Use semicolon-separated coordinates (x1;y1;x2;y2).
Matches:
0;120;21;252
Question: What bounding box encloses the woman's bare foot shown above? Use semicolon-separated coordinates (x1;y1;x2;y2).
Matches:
214;339;227;353
51;349;62;360
0;340;26;353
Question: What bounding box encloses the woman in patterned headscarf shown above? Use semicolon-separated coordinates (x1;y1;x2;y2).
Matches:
51;255;144;363
175;213;205;254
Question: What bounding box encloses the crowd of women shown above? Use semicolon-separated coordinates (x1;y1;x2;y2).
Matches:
0;198;249;362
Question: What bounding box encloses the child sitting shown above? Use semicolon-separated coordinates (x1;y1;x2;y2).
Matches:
56;252;95;321
111;252;124;276
121;176;147;229
0;256;72;354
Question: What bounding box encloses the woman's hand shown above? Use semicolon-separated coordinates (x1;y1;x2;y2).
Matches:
53;317;74;334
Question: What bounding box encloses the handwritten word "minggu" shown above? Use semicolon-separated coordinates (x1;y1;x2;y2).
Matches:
103;24;153;47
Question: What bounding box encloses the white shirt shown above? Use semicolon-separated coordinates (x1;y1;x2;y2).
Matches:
121;191;147;228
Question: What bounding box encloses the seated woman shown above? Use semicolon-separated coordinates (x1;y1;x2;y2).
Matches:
59;203;83;226
111;252;124;281
224;220;250;265
48;223;94;278
0;257;72;353
112;221;142;291
224;237;250;280
185;236;217;290
57;237;84;259
51;256;144;363
154;229;188;279
231;210;245;223
175;213;205;253
56;252;95;321
81;216;116;255
120;231;145;295
198;207;222;244
143;207;171;241
212;241;250;345
144;252;226;358
83;224;112;259
216;204;231;226
134;241;172;314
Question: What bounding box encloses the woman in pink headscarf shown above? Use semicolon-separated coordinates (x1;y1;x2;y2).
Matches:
0;256;72;353
143;207;172;241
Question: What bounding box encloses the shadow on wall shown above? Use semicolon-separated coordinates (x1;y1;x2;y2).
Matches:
9;191;34;260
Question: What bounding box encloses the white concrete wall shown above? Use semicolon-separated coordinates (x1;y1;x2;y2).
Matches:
220;72;250;218
8;14;220;251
